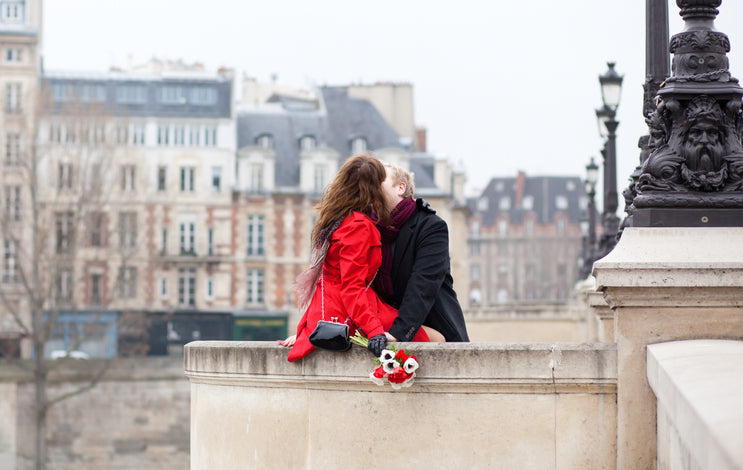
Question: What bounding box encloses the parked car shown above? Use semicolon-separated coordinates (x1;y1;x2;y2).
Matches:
50;350;90;360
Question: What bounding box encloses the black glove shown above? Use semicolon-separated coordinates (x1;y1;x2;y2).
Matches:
367;334;388;357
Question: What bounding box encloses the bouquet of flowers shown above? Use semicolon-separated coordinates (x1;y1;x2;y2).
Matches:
350;331;420;389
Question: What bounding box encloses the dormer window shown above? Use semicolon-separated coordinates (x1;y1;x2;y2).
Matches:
299;135;316;152
350;137;367;154
159;86;187;104
499;197;511;211
189;87;217;105
555;195;569;210
116;85;147;104
522;195;534;211
256;134;273;149
477;197;489;211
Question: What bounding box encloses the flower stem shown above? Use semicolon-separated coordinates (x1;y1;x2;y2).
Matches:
349;331;369;348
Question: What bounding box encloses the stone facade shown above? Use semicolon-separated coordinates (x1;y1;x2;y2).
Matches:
0;0;42;358
467;172;585;308
0;357;189;470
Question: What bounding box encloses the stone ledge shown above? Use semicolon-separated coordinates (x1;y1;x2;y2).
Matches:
594;227;743;308
0;357;186;383
184;341;617;394
647;340;743;470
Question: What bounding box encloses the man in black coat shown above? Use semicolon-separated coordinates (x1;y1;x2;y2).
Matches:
376;163;469;346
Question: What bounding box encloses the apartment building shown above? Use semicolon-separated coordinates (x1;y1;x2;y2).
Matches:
0;0;41;358
467;172;586;307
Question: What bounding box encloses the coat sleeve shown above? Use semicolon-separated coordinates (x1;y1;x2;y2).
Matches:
336;219;385;338
388;216;450;341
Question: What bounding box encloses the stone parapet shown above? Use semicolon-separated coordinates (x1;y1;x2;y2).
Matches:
186;341;617;469
647;340;743;470
593;227;743;470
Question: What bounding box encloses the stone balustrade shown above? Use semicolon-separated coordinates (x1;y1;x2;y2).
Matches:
647;340;743;470
185;341;617;469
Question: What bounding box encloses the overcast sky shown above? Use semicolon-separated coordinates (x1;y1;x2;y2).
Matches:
43;1;743;201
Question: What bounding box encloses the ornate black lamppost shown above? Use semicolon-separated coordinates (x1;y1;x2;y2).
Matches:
625;0;743;227
580;158;599;279
595;63;624;258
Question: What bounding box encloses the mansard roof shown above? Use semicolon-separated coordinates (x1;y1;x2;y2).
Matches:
320;86;403;156
236;103;327;187
41;70;232;119
237;86;409;189
468;173;586;226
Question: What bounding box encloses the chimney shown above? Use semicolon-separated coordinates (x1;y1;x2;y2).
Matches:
515;171;526;207
415;126;427;152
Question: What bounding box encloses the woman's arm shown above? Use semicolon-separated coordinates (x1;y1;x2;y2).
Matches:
336;217;385;338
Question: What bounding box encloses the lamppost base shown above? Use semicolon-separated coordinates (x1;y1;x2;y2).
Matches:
633;207;743;227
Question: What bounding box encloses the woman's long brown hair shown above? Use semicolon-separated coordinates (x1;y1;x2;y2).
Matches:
311;154;390;247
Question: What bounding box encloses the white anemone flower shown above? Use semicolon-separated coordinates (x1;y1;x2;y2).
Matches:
382;359;399;374
379;349;396;362
390;381;404;390
403;357;419;374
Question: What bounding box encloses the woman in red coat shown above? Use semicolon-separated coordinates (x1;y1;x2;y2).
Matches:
279;155;430;362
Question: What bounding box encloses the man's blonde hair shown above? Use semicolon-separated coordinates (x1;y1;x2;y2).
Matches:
383;162;415;198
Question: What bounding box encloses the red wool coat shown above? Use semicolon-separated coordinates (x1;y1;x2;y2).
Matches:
288;212;428;362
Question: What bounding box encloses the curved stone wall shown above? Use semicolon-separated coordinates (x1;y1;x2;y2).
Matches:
185;341;617;469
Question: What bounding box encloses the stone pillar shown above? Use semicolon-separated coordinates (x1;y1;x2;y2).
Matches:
593;227;743;469
577;277;615;343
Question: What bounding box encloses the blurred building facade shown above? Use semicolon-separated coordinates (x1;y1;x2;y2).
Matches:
0;0;42;358
0;42;468;357
466;172;586;307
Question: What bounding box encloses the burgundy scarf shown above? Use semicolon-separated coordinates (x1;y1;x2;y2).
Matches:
375;197;416;300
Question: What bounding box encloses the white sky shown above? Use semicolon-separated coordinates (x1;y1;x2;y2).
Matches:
42;0;743;202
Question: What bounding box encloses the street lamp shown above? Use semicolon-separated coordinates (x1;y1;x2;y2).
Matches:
599;62;623;111
580;157;599;279
595;62;623;259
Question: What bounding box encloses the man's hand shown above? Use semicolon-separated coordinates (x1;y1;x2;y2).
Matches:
367;334;388;357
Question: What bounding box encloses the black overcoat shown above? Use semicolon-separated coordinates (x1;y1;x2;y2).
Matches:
387;199;470;342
